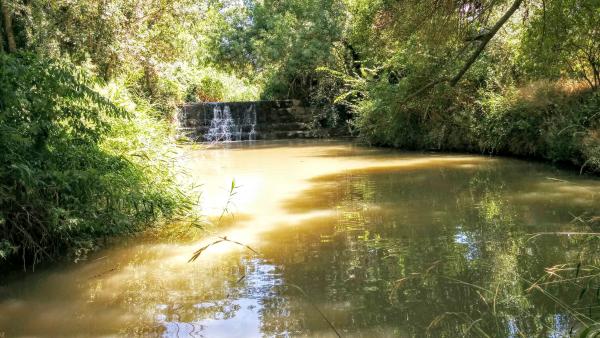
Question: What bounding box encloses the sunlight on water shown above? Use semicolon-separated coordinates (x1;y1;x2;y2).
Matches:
1;140;599;337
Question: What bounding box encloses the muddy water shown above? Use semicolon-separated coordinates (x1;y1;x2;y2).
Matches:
1;140;600;337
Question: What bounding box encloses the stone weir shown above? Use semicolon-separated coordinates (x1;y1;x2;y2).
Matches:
177;100;314;142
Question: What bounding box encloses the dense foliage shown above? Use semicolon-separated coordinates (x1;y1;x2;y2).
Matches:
0;54;195;268
1;0;599;267
191;0;600;170
324;0;600;171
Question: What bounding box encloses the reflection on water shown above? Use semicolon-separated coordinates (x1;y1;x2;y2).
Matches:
1;140;599;337
158;259;282;338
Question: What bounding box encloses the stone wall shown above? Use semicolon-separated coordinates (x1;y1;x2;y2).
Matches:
177;100;315;141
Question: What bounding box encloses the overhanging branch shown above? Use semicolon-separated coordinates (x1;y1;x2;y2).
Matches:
402;0;524;101
450;0;524;86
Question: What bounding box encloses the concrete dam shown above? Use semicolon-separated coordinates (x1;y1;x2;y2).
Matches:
177;100;315;142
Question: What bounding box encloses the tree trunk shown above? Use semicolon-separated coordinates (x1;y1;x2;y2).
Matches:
449;0;524;86
1;0;16;53
592;61;600;91
0;8;4;53
341;39;362;76
0;25;4;53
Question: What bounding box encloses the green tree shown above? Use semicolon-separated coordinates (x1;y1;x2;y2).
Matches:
523;0;600;90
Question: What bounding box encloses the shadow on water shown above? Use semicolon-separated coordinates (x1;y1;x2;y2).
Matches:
0;141;599;337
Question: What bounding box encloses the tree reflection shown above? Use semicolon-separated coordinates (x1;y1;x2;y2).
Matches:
257;161;600;336
104;160;600;336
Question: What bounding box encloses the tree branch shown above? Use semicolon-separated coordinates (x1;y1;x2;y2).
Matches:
449;0;524;86
401;0;524;101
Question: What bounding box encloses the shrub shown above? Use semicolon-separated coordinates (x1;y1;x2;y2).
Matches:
582;130;600;172
164;65;259;103
470;83;599;167
0;54;193;269
473;87;545;156
352;76;600;174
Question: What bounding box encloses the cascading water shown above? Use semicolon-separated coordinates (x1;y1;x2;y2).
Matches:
178;100;313;142
205;105;236;142
204;103;257;143
244;104;257;141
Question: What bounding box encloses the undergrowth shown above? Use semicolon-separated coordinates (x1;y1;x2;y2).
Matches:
0;53;196;270
352;79;600;173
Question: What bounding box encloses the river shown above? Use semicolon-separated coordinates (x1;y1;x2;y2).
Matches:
1;140;599;337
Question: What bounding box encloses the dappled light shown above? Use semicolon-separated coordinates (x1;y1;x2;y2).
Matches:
1;0;600;336
2;141;599;336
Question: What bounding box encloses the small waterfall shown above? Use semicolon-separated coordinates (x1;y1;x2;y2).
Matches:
205;105;234;142
179;100;314;142
245;104;257;141
204;103;257;143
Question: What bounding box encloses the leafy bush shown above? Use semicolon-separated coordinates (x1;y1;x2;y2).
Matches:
162;65;259;103
473;87;545;156
470;83;600;166
350;74;600;174
0;54;193;268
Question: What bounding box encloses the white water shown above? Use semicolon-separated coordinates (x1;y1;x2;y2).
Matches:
205;104;257;142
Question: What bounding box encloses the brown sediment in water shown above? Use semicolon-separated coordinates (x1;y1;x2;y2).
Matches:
0;140;599;337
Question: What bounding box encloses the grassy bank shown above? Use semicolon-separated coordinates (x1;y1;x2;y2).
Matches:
352;80;600;174
0;54;196;270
